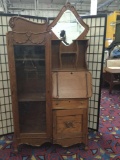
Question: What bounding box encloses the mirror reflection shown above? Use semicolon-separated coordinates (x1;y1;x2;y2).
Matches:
52;10;85;45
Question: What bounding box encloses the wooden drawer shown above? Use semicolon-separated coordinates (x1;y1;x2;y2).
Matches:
52;99;88;109
53;109;88;140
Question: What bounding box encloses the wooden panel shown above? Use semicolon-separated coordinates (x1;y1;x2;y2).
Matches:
51;40;61;69
9;17;47;32
57;114;82;134
60;41;77;53
52;99;88;109
52;71;92;98
59;41;78;68
53;136;87;147
77;40;88;68
19;138;52;146
51;40;88;70
53;109;88;140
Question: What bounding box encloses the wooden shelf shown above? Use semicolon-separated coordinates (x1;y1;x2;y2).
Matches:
15;58;45;61
52;68;87;72
18;93;46;102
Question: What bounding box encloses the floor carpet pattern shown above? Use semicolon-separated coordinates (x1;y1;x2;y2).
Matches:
0;88;120;160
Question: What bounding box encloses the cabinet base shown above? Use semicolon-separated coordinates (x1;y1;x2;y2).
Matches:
53;137;88;147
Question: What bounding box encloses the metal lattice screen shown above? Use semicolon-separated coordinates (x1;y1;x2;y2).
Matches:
0;14;47;135
83;15;106;130
0;15;12;135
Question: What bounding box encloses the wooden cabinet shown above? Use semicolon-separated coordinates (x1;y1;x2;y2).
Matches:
7;17;52;151
6;3;92;151
49;2;92;149
51;43;92;148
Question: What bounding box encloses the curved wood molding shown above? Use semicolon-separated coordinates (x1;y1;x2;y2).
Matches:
48;2;89;40
9;16;48;33
8;16;49;44
11;32;46;44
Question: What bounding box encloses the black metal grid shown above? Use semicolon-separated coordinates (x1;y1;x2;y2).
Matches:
0;15;13;135
83;15;107;130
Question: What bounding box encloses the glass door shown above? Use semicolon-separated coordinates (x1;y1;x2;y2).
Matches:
14;45;46;133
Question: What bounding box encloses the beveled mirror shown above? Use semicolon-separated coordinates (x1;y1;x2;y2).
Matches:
48;2;89;45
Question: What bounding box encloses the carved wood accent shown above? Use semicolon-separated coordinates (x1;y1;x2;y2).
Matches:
11;31;47;44
9;16;49;45
53;109;88;146
9;16;47;32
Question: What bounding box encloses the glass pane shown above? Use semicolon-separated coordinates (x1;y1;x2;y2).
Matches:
14;45;46;133
19;101;46;133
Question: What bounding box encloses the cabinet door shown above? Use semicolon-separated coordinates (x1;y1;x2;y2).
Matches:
53;109;88;146
52;71;92;98
13;45;51;136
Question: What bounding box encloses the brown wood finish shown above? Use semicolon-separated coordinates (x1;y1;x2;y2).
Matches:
59;41;78;68
51;39;89;70
9;16;47;32
53;109;88;146
52;99;88;109
7;17;52;151
50;3;92;149
52;71;92;98
6;2;92;150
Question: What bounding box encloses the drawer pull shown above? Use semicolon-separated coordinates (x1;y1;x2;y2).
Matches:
64;121;74;128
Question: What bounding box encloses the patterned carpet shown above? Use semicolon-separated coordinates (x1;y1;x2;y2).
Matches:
0;88;120;160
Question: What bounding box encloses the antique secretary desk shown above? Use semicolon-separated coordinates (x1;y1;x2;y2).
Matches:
6;3;92;151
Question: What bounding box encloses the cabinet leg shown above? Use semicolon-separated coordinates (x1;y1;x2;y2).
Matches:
12;144;18;153
83;134;88;151
13;141;19;153
85;145;88;151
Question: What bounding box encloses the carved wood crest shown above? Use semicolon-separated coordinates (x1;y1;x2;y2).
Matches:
9;16;48;44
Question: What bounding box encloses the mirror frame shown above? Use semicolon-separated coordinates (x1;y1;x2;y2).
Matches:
48;2;89;40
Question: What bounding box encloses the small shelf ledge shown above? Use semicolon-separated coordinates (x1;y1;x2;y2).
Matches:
18;93;46;102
